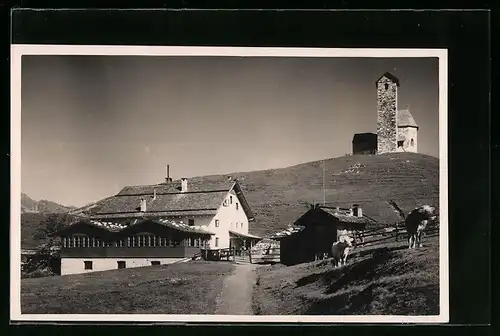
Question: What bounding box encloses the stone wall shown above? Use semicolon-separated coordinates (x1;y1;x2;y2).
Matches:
376;76;398;154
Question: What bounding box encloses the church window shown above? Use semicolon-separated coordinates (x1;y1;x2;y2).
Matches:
411;139;414;146
384;83;389;90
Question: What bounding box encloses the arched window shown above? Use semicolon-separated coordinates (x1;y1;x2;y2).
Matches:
384;83;389;90
411;139;414;146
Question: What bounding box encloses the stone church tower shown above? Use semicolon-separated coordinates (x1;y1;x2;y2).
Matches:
376;72;418;154
376;72;399;154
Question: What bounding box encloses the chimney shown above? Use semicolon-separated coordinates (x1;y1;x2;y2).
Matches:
165;164;172;183
140;198;147;212
181;178;188;192
352;204;363;217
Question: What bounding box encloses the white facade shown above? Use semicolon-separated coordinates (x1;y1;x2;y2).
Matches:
204;189;250;249
61;257;187;275
396;126;418;153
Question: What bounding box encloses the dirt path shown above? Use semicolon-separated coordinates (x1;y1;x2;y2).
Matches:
215;263;259;315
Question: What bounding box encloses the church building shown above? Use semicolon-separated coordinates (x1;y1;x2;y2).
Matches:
352;72;419;155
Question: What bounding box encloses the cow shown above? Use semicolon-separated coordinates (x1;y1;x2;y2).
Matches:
331;234;355;268
405;205;438;249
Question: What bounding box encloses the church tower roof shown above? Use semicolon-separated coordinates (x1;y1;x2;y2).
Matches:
375;72;400;87
397;109;418;128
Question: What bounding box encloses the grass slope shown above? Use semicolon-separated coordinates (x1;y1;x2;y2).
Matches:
21;261;235;314
252;235;440;315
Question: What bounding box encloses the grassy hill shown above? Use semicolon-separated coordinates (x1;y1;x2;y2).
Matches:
70;152;439;238
21;261;234;314
252;235;440;315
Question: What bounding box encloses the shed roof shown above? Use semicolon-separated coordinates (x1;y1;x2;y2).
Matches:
294;206;377;227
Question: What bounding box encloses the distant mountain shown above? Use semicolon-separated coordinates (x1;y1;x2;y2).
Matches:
21;193;76;214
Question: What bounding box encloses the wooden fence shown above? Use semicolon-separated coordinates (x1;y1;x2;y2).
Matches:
353;225;440;248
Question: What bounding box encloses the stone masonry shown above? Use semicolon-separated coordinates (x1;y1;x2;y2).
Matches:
376;75;398;154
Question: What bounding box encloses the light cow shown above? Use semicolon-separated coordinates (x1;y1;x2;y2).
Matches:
331;232;355;268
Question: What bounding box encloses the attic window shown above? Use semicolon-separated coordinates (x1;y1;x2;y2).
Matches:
230;196;233;204
188;219;195;226
397;140;404;148
411;139;414;146
384;83;389;90
215;219;220;227
236;203;239;210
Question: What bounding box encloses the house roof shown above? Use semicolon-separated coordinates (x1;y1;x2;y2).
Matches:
229;230;262;240
375;72;400;87
92;179;255;221
397;109;418;128
54;218;215;236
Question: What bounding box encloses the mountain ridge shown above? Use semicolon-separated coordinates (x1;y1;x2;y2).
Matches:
21;193;76;214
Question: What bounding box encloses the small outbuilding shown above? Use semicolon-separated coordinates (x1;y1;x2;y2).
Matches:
270;205;376;266
352;133;377;155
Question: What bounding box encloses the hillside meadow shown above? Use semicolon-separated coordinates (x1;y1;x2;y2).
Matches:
21;261;235;314
252;235;440;316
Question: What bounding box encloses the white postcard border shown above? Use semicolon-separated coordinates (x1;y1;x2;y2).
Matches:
10;45;449;324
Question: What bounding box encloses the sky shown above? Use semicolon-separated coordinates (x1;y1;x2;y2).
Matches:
21;55;439;207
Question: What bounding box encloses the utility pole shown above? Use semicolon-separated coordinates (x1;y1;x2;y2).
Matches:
323;159;326;206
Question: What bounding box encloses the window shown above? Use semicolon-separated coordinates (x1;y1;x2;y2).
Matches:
188;219;195;226
410;138;414;146
397;140;404;148
151;261;161;266
215;219;220;227
84;261;93;270
236;203;239;210
215;237;219;247
230;196;233;204
117;261;126;269
241;222;244;228
384;83;389;90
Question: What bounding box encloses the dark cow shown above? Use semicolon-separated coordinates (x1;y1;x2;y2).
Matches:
405;205;437;249
331;235;354;268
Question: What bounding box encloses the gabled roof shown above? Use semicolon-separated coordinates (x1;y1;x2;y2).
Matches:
92;179;254;221
375;72;400;87
397;109;418;128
